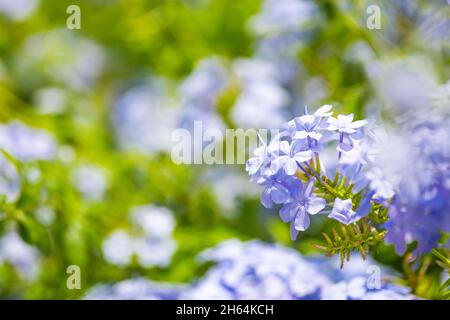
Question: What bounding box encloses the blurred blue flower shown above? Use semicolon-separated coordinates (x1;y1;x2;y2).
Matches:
102;231;134;267
231;59;289;129
112;81;180;155
72;164;108;202
180;57;228;109
249;0;316;36
371;119;450;256
182;240;415;300
321;276;415;300
0;121;57;162
85;278;183;300
366;167;399;199
88;240;417;300
131;205;176;239
103;205;177;268
183;239;331;299
0;153;20;203
0;230;41;280
17;29;105;90
178;58;226;134
0;0;39;21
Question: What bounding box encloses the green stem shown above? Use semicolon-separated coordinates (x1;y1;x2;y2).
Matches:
303;163;342;198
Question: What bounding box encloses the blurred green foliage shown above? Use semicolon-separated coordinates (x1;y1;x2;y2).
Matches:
0;0;448;299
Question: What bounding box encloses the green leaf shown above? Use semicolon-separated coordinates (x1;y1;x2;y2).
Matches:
314;221;385;267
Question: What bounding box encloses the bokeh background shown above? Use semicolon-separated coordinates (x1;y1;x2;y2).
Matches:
0;0;449;299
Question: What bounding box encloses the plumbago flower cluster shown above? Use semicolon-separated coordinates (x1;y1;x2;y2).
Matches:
184;240;415;300
86;240;416;300
246;105;389;261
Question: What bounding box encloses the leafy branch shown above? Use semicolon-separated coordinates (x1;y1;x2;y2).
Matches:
297;159;389;268
313;220;386;268
0;195;17;216
432;249;450;300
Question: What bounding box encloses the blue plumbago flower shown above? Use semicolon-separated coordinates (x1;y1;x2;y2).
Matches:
246;104;383;240
327;114;369;135
284;105;332;142
327;114;368;154
280;180;326;239
245;134;279;181
261;174;291;208
328;198;357;225
270;140;313;175
278;110;330;160
294;115;324;141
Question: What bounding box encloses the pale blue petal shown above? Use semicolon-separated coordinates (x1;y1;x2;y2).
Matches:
294;208;310;231
279;140;290;155
350;120;368;129
284;158;298;175
271;183;290;204
261;188;273;208
279;203;296;223
293;151;313;163
270;156;287;174
307;197;326;215
290;223;299;240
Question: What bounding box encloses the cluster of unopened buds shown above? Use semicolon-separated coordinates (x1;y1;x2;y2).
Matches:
246;105;387;241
